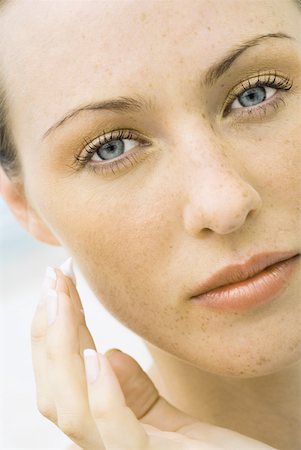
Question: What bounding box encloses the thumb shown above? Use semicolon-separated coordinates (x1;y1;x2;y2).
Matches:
83;349;149;449
106;349;198;432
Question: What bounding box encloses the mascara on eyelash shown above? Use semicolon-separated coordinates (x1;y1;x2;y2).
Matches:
74;129;151;173
222;70;293;116
75;129;137;165
226;71;292;103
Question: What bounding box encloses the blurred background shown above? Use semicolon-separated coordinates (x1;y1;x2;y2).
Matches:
0;197;152;449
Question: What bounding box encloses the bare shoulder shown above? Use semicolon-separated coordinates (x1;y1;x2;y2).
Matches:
65;444;83;450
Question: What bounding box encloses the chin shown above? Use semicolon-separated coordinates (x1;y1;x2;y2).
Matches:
217;355;300;379
178;345;301;379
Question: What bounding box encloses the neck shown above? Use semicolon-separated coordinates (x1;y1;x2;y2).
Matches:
145;342;301;450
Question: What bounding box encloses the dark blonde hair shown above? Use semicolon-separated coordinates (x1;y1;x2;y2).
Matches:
0;0;20;179
0;77;20;179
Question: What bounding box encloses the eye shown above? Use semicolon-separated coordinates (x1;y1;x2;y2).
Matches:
91;137;137;161
230;86;276;109
74;129;153;177
223;71;293;118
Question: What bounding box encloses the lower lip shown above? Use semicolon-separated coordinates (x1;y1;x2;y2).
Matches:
191;254;300;312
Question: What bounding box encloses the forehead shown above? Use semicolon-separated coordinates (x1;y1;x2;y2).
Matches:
0;0;297;147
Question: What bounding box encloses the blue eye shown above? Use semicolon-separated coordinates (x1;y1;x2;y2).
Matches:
224;72;293;118
74;129;152;177
91;138;137;161
231;86;276;109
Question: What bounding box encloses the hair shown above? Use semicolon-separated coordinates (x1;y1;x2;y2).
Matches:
0;76;21;179
0;0;301;181
0;0;21;180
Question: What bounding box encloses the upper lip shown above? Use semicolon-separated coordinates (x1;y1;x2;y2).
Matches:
191;250;300;297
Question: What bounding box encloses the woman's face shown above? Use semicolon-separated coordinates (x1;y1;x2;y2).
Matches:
1;0;300;377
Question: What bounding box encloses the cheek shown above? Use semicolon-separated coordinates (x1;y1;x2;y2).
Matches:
234;121;301;216
263;135;300;196
29;168;182;318
261;126;301;233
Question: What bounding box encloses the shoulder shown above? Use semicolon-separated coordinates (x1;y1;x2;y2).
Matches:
65;445;83;450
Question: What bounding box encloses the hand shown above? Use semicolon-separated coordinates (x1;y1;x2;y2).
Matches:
31;259;277;450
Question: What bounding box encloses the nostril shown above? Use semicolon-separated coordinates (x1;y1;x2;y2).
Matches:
246;207;260;221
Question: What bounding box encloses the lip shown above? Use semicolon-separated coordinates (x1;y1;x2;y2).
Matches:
190;251;300;312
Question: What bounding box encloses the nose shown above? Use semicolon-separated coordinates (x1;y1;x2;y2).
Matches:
183;162;262;236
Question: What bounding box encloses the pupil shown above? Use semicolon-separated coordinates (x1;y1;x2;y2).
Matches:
99;140;124;160
238;87;266;107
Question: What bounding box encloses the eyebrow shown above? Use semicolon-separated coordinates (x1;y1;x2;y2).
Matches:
42;32;293;140
204;32;293;86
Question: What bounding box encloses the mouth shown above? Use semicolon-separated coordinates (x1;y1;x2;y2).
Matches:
190;251;300;312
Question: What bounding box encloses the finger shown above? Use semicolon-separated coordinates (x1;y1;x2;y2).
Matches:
31;266;58;423
105;349;160;419
84;349;149;450
56;265;97;357
57;259;98;357
58;257;84;314
59;257;77;286
106;350;197;432
45;270;104;450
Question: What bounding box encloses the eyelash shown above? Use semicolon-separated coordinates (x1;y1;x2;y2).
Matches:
223;70;293;117
75;71;293;176
75;129;152;176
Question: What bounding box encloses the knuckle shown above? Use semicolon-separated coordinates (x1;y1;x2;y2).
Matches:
46;345;61;362
31;319;46;344
37;398;56;423
57;414;84;440
31;332;44;346
46;335;69;363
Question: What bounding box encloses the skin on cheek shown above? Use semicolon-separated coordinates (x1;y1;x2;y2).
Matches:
24;122;301;378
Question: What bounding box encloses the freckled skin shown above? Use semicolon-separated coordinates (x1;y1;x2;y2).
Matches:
1;0;301;448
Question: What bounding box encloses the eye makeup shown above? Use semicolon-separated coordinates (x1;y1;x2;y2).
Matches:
222;69;293;119
72;69;294;177
73;128;153;177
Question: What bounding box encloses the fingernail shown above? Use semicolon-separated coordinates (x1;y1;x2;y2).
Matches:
105;348;122;356
59;257;76;285
40;267;57;305
84;348;99;384
42;266;56;290
47;288;58;325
